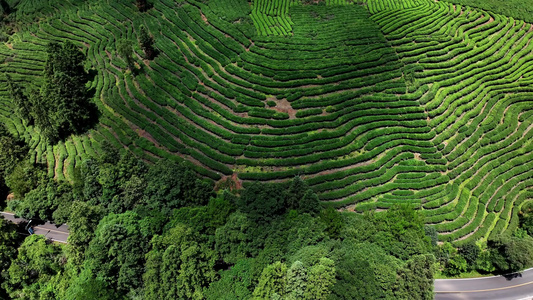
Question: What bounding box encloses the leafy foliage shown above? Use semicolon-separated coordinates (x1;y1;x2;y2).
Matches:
117;39;134;70
0;124;27;178
84;211;148;293
0;141;436;300
138;25;155;59
2;235;64;299
144;223;218;300
488;235;533;272
8;41;96;143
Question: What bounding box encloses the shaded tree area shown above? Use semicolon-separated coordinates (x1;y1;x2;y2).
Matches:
136;0;152;12
7;40;98;144
0;216;21;298
1;146;437;299
1;234;68;299
138;25;156;59
434;202;533;278
0;124;28;206
117;39;135;70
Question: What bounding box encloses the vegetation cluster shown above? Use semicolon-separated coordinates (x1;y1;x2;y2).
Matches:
0;0;532;297
1;145;435;299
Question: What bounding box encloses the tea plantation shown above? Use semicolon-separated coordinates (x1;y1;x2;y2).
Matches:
0;0;532;245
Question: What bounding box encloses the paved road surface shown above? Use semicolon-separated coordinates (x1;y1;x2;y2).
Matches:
435;268;533;300
0;211;69;244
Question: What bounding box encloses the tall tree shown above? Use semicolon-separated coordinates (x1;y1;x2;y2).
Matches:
2;235;64;299
138;25;155;59
0;216;18;276
117;39;135;70
0;124;28;177
489;235;533;272
394;254;435;300
252;261;287;299
136;0;149;12
66;201;105;266
6;75;33;125
0;0;10;15
5;160;46;199
15;40;95;143
0;216;18;298
84;211;148;294
41;41;91;142
286;261;307;299
305;257;336;300
143;160;213;214
215;212;253;264
144;223;218;300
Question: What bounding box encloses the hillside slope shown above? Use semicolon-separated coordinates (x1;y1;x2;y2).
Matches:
0;0;531;244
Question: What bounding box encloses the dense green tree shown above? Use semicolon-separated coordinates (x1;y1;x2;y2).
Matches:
0;216;18;274
0;217;18;298
394;254;435;300
2;235;64;299
519;202;533;236
238;182;287;224
110;175;145;213
65;269;120;300
328;240;397;299
144;160;213;214
0;176;7;205
284;177;321;214
444;254;468;276
144;223;217;300
36;41;94;143
117;39;135;70
253;261;287;299
0;124;28;177
66;202;105;265
6;75;32;126
489;235;533;272
299;189;321;215
459;242;480;267
98;140;120;165
7;41;95;143
205;259;254;300
215;212;254;264
78;159;102;201
329;255;381;300
286;261;307;299
84;211;148;294
136;0;149;12
13;179;74;223
138;25;155;59
286;176;308;210
78;151;147;213
164;196;235;239
305;257;336;299
424;225;438;247
5;160;46;199
475;250;495;273
370;205;431;260
0;0;10;15
320;207;343;239
436;242;456;266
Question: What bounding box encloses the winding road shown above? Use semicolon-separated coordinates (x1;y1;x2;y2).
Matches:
435;268;533;300
0;211;69;244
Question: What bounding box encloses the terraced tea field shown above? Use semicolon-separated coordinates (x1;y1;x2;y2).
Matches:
0;0;532;244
